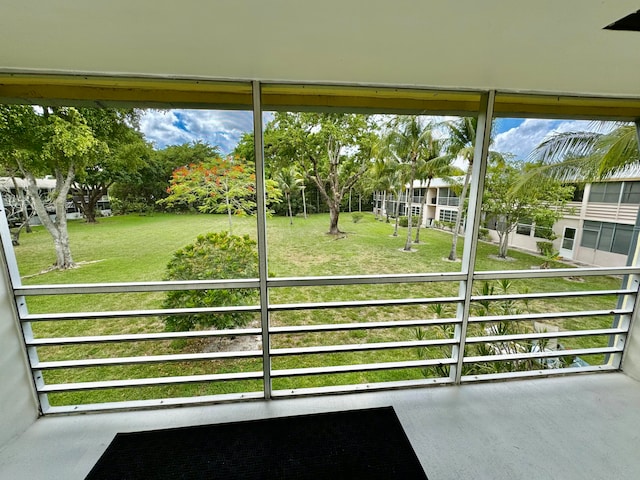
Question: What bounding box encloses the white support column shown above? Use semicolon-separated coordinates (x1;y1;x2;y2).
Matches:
619;120;640;377
452;91;495;384
252;80;272;398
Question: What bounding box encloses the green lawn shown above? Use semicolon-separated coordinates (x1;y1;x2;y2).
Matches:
12;212;624;405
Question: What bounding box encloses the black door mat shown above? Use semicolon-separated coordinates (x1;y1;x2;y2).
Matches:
85;406;428;479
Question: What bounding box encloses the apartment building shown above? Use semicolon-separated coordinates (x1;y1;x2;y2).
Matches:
377;172;640;267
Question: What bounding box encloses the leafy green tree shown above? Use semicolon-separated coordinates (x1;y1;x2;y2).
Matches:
70;108;149;222
275;166;303;225
482;161;574;258
411;135;454;244
163;232;259;331
160;155;281;234
367;157;395;222
111;141;217;214
381;116;443;251
0;105;105;269
265;112;378;235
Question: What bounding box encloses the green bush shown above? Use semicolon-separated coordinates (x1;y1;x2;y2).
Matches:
163;231;259;331
399;215;421;227
536;241;555;256
478;227;490;240
351;212;364;223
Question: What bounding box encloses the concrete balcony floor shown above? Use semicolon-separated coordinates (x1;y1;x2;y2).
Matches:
1;373;639;480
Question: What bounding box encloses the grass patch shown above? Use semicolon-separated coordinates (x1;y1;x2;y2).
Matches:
12;212;624;405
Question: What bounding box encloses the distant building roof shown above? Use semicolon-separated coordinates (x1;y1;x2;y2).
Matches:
0;177;57;191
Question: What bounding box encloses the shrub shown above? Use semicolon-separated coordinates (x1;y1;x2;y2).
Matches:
399;215;421;227
536;241;555;256
351;212;364;223
163;232;259;331
478;227;490;240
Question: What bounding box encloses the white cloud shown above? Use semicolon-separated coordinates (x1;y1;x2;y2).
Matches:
140;109;257;153
492;119;600;160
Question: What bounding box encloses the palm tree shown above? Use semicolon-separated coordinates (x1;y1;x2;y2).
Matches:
444;117;501;261
528;122;639;181
413;153;456;244
444;117;477;261
276;166;302;225
382;116;440;251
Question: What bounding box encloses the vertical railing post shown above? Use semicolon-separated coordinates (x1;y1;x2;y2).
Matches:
452;90;495;384
613;120;640;369
252;80;272;398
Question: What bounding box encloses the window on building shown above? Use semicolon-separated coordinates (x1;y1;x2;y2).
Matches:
612;224;634;254
588;182;622;203
438;187;459;206
439;209;457;223
516;218;532;236
570;184;585;202
580;220;634;255
621;182;640;204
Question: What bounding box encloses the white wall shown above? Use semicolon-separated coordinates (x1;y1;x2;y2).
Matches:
0;240;38;449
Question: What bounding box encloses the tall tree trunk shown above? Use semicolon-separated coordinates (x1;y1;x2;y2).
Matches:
404;158;417;251
80;185;109;223
384;191;389;222
392;192;401;236
498;230;509;258
448;167;471;261
301;187;307;219
225;189;233;234
10;175;32;233
286;192;293;225
21;165;76;269
414;178;432;243
328;205;341;235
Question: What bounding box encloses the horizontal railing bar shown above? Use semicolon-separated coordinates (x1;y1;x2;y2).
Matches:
14;279;261;296
471;289;635;302
43;391;266;415
271;358;456;378
39;371;264;393
270;296;462;312
27;328;263;346
22;304;260;322
33;350;263;370
461;364;616;382
271;339;456;356
267;272;466;287
469;309;631;323
473;266;640;280
463;346;620;363
271;377;453;397
270;317;460;334
15;272;467;297
466;328;626;344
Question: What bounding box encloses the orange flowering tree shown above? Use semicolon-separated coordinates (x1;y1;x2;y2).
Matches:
160;155;281;233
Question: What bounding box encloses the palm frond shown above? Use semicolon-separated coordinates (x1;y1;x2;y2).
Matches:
529;131;602;164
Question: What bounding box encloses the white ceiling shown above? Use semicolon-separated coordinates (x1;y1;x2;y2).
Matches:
1;1;639;98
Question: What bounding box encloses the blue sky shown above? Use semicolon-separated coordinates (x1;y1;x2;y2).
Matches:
139;110;596;160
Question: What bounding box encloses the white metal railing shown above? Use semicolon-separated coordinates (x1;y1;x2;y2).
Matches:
9;266;639;414
2;87;640;414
